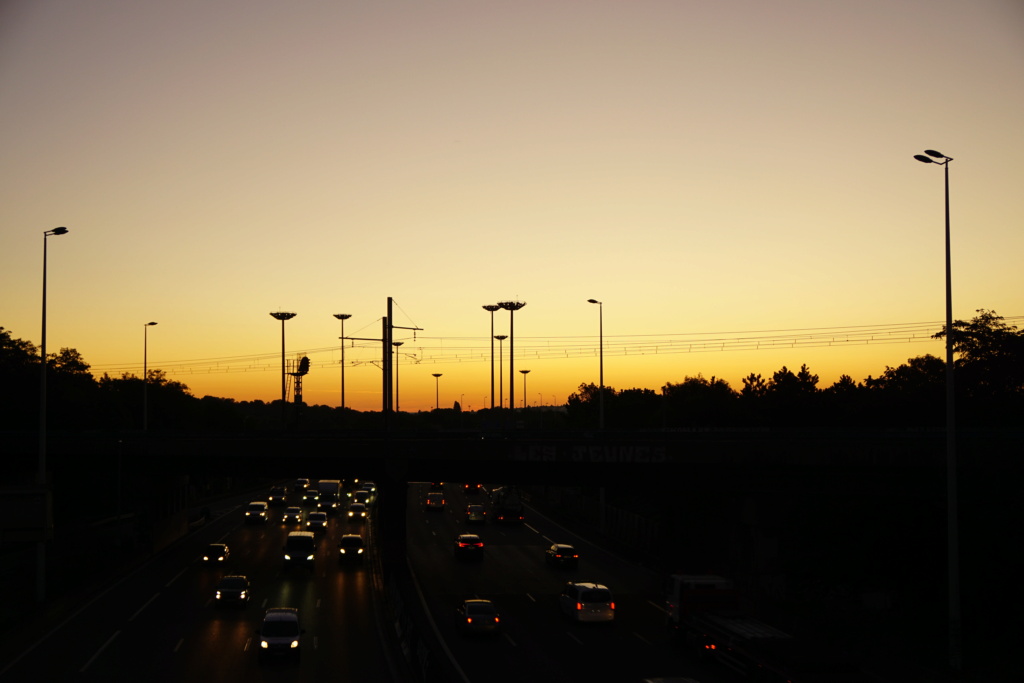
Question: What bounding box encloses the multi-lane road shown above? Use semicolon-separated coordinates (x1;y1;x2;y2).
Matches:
3;481;744;683
0;486;396;683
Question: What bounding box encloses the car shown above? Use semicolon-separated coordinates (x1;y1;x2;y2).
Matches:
558;582;615;623
302;490;320;506
359;480;376;493
283;531;316;571
202;543;230;564
429;481;445;490
257;607;303;662
425;492;445;511
455;599;500;635
463;483;482;494
337;534;365;561
215;575;250;606
465;504;487;524
268;486;288;506
545;543;579;568
454;533;484;560
245;501;269;524
282;507;303;524
295;478;310;491
306;511;328;533
353;489;371;506
347;502;368;521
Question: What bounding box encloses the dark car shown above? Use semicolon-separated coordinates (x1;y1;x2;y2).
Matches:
283;531;316;571
455;599;500;635
268;486;288;506
465;504;487;524
454;533;484;560
202;543;230;564
245;501;269;524
425;492;445;511
215;575;251;606
545;543;579;568
463;483;482;494
302;490;320;506
347;502;368;521
257;608;303;662
337;534;365;562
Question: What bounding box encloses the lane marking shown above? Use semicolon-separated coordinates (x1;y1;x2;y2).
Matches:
174;638;184;653
566;631;584;645
129;593;159;621
165;567;188;587
79;630;120;672
526;593;536;602
634;631;652;645
503;633;517;646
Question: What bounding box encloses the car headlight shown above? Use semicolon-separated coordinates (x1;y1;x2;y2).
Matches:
216;591;222;599
239;591;247;599
260;640;268;649
218;556;224;561
202;556;209;561
306;554;314;560
290;640;299;648
357;548;364;554
284;554;292;560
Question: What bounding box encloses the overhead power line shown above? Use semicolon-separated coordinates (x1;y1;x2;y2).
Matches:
89;316;1023;379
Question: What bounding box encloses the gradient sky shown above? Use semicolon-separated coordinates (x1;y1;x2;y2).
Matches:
2;0;1023;413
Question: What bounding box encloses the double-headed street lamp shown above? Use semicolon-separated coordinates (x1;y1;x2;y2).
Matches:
143;322;158;431
432;373;443;410
482;304;501;408
333;313;352;409
519;369;530;408
914;148;960;670
497;301;526;414
588;299;604;430
494;335;508;408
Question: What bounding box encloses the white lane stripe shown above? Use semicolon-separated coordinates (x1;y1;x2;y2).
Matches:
129;593;160;621
79;630;120;672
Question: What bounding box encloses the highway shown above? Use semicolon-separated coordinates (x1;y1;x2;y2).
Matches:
3;481;750;683
0;486;396;683
405;482;742;683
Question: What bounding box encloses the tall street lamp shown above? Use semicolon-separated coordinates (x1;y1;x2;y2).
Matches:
914;148;960;670
482;304;500;408
519;369;530;408
143;322;158;431
333;313;352;409
588;299;604;430
38;225;68;602
494;335;508;408
393;341;405;412
270;312;297;424
497;301;526;414
432;373;443;410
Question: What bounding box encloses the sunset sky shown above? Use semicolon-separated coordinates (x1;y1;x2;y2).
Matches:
2;0;1022;413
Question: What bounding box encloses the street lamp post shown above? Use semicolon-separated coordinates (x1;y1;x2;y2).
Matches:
914;148;960;670
333;314;352;409
588;299;604;430
38;226;68;603
494;335;507;408
519;369;530;408
143;322;158;431
497;301;526;415
432;373;443;410
269;312;297;425
482;304;500;409
393;341;405;412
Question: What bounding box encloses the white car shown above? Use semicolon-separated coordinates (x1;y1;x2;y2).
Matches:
558;582;615;623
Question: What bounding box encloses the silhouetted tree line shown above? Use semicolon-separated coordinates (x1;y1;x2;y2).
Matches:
2;309;1022;433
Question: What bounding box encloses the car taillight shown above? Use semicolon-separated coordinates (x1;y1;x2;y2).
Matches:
576;602;583;610
610;602;615;610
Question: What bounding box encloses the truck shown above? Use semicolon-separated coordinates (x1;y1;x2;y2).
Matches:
665;574;866;683
490;486;524;524
316;479;343;514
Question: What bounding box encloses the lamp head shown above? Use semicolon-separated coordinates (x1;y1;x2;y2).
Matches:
333;313;351;320
52;227;68;235
494;335;508;341
146;321;158;326
482;305;500;312
914;155;934;164
587;299;601;304
925;150;945;159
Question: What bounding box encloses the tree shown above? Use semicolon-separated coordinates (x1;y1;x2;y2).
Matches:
662;375;738;427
